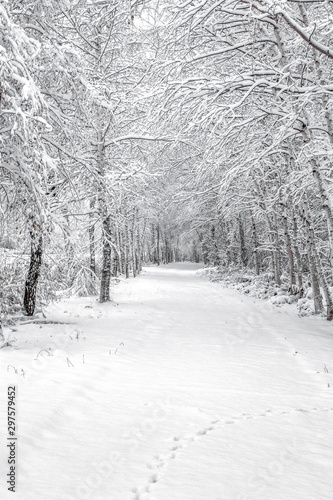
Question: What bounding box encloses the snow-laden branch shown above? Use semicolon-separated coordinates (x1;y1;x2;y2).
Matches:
104;135;174;148
287;0;333;3
257;0;333;58
190;39;277;63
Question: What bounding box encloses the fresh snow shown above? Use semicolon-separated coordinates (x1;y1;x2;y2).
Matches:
1;262;333;500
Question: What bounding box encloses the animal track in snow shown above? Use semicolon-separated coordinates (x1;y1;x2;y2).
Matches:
132;405;333;499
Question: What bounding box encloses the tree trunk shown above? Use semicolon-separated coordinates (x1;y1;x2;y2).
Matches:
117;227;124;274
272;211;282;286
280;198;296;289
24;234;43;316
253;179;280;283
99;215;112;302
131;214;137;277
156;225;160;265
95;31;112;302
137;218;146;272
124;227;129;278
0;304;4;347
250;213;260;275
89;199;96;275
291;210;304;296
113;254;119;277
136;229;142;273
239;216;247;266
309;256;323;315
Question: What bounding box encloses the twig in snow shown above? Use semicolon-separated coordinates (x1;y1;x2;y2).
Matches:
83;354;85;364
19;320;74;325
36;349;52;358
1;341;13;348
7;365;17;373
67;357;74;367
114;342;124;355
324;364;329;373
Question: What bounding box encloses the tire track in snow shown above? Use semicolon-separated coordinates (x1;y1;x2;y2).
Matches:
132;405;333;499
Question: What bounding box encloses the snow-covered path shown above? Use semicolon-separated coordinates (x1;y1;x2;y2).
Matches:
1;263;333;500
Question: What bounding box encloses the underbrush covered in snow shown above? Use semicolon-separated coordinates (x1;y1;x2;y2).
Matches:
197;266;326;318
0;248;101;321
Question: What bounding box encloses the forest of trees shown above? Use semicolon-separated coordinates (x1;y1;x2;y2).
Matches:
2;0;333;331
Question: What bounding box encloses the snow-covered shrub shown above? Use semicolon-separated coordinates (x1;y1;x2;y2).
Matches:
0;251;26;315
0;237;16;250
298;297;315;316
198;265;319;317
58;267;100;297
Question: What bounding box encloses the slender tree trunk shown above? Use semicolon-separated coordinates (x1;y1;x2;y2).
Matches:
250;212;260;275
253;179;280;284
24;234;43;316
300;203;322;313
136;228;142;273
113;254;119;277
124;227;129;278
127;223;133;276
116;225;124;274
95;30;112;302
222;222;230;266
89;198;96;275
0;304;5;347
132;239;137;277
99;215;112;302
309;256;323;315
279;198;296;289
97;128;112;302
156;225;160;265
239;216;247;266
291;210;304;296
131;214;137;277
272;211;282;286
137;218;146;272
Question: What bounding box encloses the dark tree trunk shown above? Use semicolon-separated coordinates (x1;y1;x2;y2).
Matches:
89;224;96;275
112;254;119;277
281;208;296;288
24;234;43;316
250;212;260;275
100;215;112;302
292;212;304;296
89;199;96;275
239;217;247;266
136;232;142;272
0;304;4;346
124;226;129;278
156;225;160;265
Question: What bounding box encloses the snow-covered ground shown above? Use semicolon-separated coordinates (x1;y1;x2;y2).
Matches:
1;262;333;500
